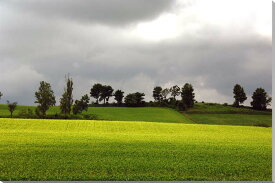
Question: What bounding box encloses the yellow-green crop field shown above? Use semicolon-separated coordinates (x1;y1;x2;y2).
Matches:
0;118;271;181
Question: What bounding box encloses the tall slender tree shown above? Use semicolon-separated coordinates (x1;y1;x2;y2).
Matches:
233;84;247;107
60;75;73;115
181;83;195;108
35;81;56;116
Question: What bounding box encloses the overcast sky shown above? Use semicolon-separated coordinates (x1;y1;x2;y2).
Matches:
0;0;271;105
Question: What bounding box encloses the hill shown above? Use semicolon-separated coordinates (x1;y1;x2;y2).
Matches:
0;105;192;124
184;103;272;127
0;103;272;127
0;118;271;181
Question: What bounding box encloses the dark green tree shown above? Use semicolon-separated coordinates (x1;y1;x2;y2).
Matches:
170;85;180;99
99;85;113;104
114;90;124;104
7;100;17;118
251;88;272;110
60;76;74;115
124;92;145;106
0;92;2;100
35;81;56;116
233;84;247;107
153;86;162;102
90;83;103;104
73;94;90;115
181;83;195;108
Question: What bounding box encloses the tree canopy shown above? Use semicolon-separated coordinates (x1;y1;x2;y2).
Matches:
34;81;56;116
251;88;272;110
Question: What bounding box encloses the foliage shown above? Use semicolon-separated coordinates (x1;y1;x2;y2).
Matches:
170;85;180;99
251;88;272;110
181;83;195;108
34;81;56;116
60;76;74;115
0;92;2;100
7;100;17;118
124;92;145;107
233;84;247;107
90;83;103;104
153;86;162;102
161;88;170;100
18;108;34;118
99;85;113;104
0;118;271;181
114;90;124;104
72;94;90;115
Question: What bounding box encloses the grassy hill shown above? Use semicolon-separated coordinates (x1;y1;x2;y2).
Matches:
0;103;272;127
0;105;192;124
0;118;271;181
184;103;272;127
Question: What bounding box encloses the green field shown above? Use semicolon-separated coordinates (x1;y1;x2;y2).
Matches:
0;118;271;181
0;103;272;127
184;103;272;127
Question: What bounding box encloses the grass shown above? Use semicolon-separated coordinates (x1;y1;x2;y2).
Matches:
184;103;272;127
0;118;271;181
0;103;272;127
0;105;192;124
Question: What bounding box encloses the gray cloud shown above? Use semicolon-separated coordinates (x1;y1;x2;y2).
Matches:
0;0;271;106
2;0;176;26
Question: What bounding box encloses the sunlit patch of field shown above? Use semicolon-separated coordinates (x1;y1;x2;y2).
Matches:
0;118;271;181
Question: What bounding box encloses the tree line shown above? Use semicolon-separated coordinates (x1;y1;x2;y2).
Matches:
0;77;272;118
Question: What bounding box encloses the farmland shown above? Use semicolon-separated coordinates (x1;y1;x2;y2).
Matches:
0;103;272;127
0;118;271;181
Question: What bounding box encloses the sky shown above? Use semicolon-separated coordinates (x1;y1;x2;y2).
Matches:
0;0;272;105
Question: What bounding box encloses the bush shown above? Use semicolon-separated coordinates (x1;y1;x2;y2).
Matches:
223;103;228;106
19;108;34;118
253;123;271;128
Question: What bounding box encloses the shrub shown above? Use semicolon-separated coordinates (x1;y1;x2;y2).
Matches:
18;108;34;118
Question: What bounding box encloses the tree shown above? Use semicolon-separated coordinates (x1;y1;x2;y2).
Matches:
170;85;180;99
135;92;145;105
153;86;162;102
60;76;74;115
124;92;145;107
99;85;113;104
161;88;170;100
35;81;56;116
90;83;103;104
233;84;247;107
0;92;2;100
73;94;90;115
7;100;17;118
181;83;195;108
114;90;124;104
251;88;272;110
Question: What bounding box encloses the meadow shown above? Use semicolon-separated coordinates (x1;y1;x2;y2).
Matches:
0;118;271;181
0;103;271;127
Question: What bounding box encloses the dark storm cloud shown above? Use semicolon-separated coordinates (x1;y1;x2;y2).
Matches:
0;0;271;105
2;0;176;26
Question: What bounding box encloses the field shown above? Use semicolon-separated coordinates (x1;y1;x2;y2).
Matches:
0;118;271;181
0;105;192;123
0;103;272;127
184;103;272;127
